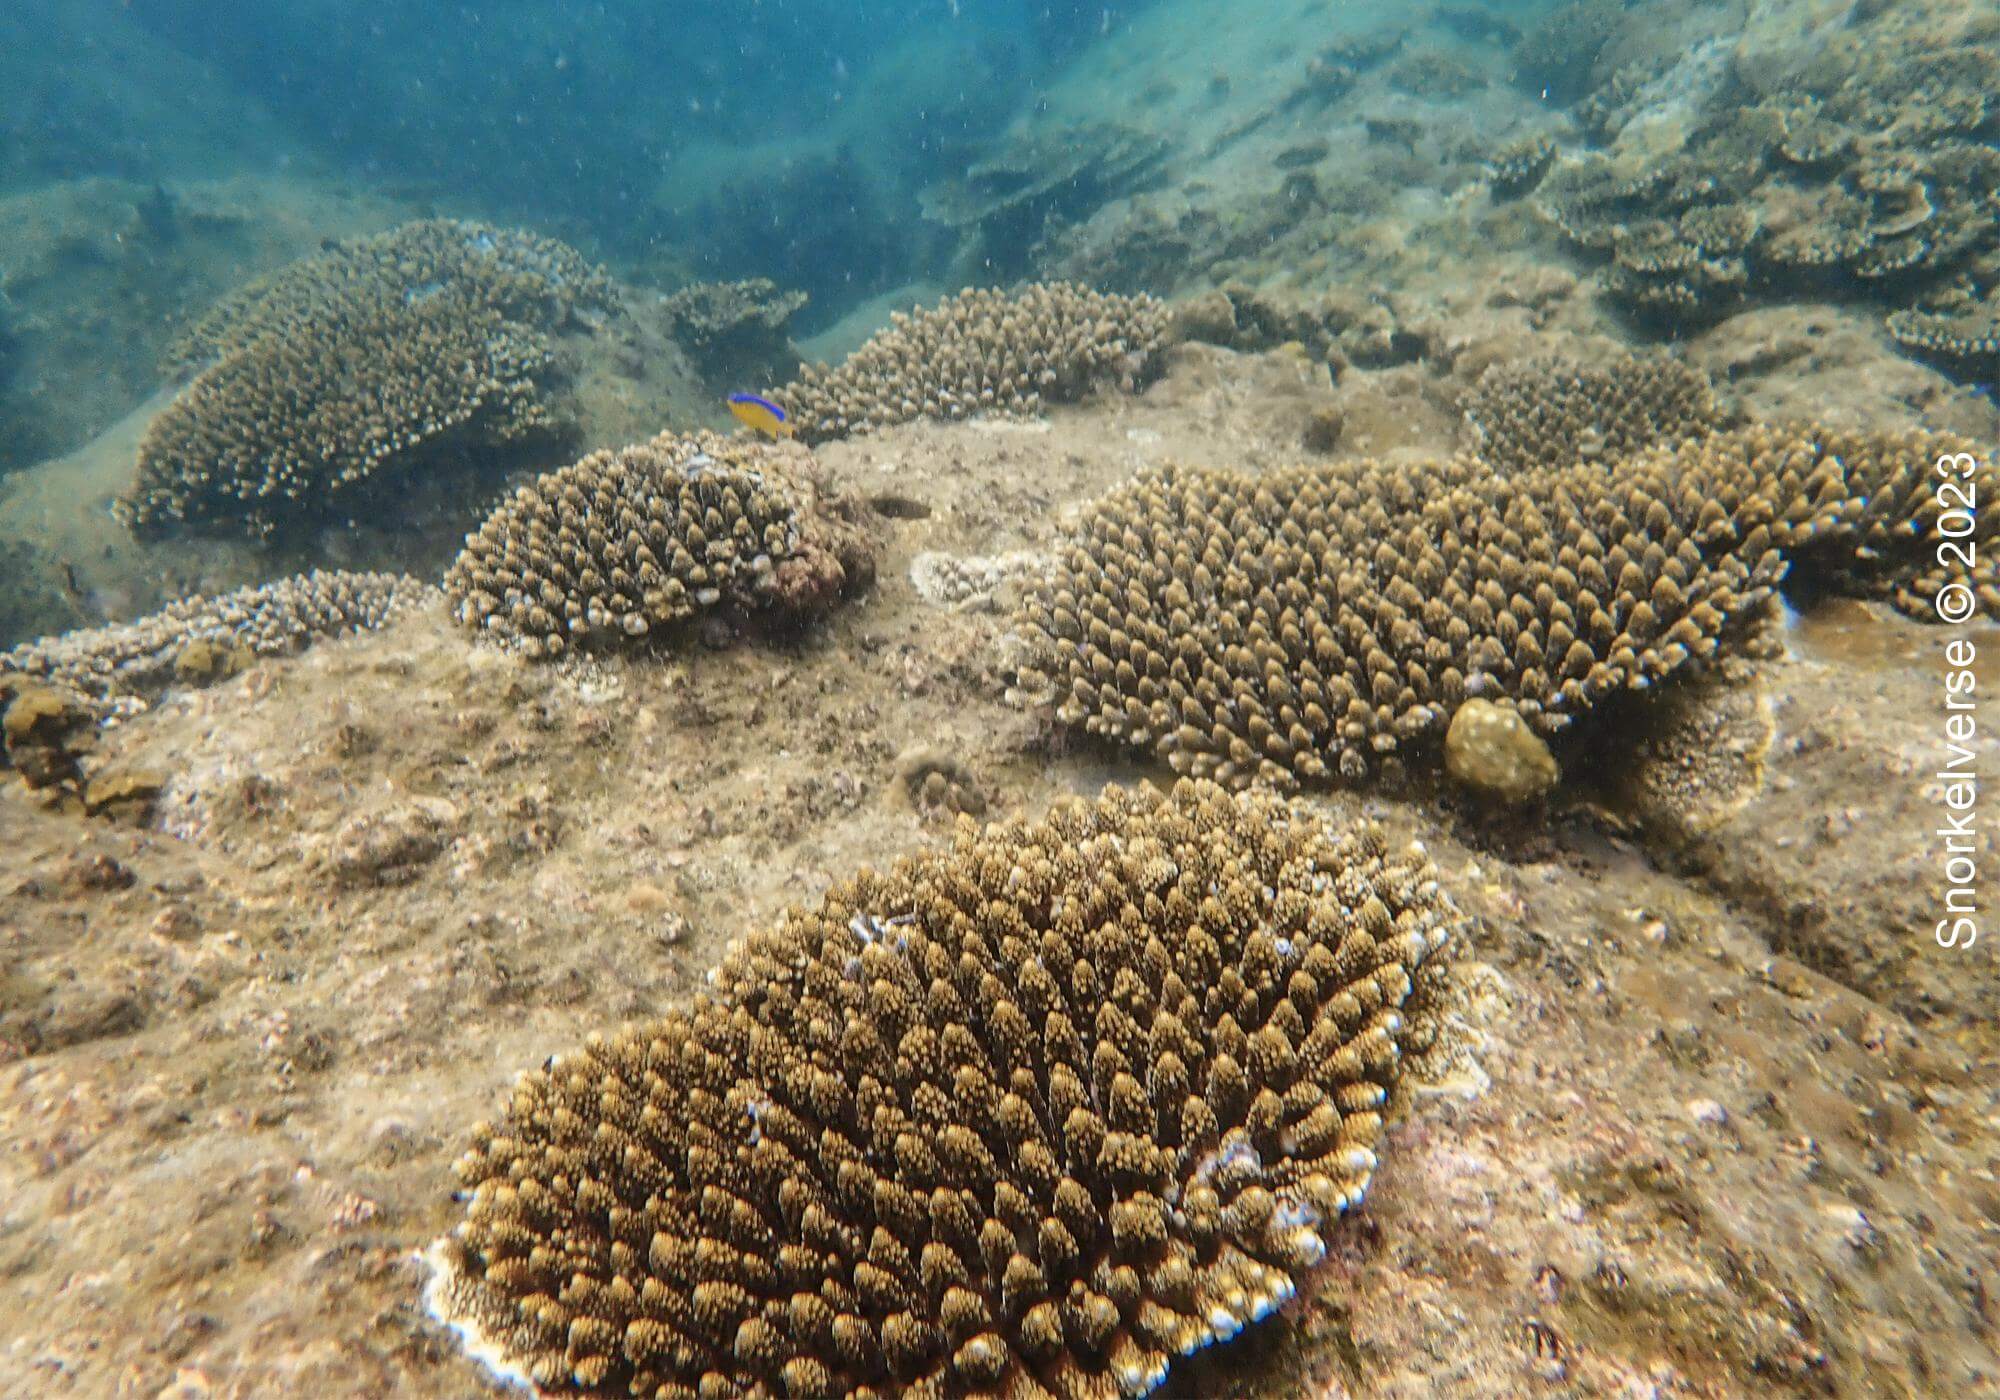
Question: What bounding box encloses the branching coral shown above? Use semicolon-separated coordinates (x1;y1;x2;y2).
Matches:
1537;30;2000;332
1887;292;2000;376
163;219;614;374
428;779;1463;1398
1460;350;1725;473
1486;135;1557;200
123;220;616;539
445;430;871;658
0;570;431;717
771;285;1168;445
1009;426;1996;791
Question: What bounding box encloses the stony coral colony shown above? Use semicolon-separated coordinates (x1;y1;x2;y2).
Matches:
119;219;616;540
1535;32;2000;330
52;214;1996;1400
445;430;870;657
771;283;1169;445
1011;423;1997;792
429;781;1463;1400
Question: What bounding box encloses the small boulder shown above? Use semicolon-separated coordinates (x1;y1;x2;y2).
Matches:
1444;698;1559;804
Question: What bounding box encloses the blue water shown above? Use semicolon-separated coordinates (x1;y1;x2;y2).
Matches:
73;1;1140;325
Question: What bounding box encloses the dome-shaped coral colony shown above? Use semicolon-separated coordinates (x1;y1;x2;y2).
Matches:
770;284;1168;445
120;220;615;540
445;431;869;657
428;780;1463;1398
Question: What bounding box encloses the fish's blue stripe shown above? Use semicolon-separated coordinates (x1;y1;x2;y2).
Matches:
727;393;787;420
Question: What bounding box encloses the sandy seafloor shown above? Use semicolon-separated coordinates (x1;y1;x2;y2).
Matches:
3;323;1999;1398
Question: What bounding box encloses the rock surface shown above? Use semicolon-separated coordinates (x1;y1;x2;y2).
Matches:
1445;699;1560;805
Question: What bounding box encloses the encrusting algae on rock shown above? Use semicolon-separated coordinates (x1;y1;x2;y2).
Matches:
426;780;1464;1399
1443;698;1559;805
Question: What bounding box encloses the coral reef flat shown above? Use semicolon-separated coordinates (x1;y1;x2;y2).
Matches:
2;345;1995;1397
7;0;2000;1394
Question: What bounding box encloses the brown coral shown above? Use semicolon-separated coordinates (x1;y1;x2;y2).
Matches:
163;219;614;374
772;285;1168;445
1010;425;1996;791
1460;350;1725;473
1887;294;2000;374
123;220;616;539
0;570;432;718
428;779;1463;1398
1537;27;2000;332
1486;135;1556;200
445;431;870;658
895;747;988;820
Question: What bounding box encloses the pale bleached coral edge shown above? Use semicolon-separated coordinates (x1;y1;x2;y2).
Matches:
418;1235;539;1395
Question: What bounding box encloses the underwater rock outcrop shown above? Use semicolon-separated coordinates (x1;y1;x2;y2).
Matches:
121;220;617;539
659;278;808;387
1009;425;1996;791
1165;284;1422;371
771;284;1168;445
920;123;1168;278
1388;48;1488;101
0;673;94;790
1512;0;1626;104
0;569;431;718
427;778;1462;1399
0;535;78;652
1443;699;1559;806
445;430;871;658
1460;350;1724;473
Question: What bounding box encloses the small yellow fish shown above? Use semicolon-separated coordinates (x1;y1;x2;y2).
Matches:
727;393;794;439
